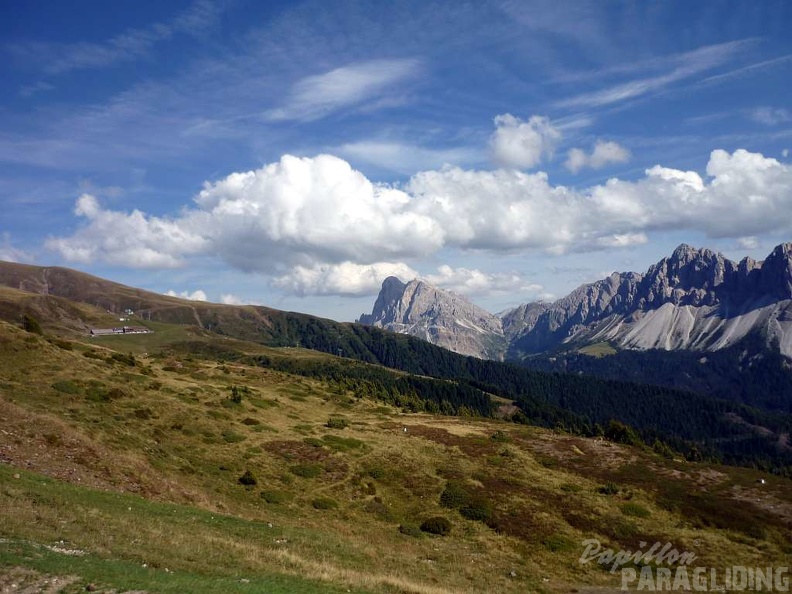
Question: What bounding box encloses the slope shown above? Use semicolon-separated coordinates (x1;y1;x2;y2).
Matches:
1;320;790;593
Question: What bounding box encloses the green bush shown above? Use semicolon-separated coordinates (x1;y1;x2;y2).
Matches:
222;430;245;444
398;524;423;538
459;493;493;523
621;502;651;518
290;463;322;478
544;534;575;553
420;516;452;536
321;434;364;451
326;417;349;429
82;350;103;360
52;380;80;394
312;497;338;510
110;352;137;366
491;430;511;443
238;470;257;486
599;481;619;495
440;481;469;509
22;314;43;335
260;490;291;504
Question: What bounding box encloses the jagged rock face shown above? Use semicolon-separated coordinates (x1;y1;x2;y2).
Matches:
360;243;792;361
508;242;792;358
358;277;507;360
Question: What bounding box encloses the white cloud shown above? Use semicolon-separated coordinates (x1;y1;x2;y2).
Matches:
48;149;792;295
556;40;748;109
273;261;419;297
422;265;541;297
9;0;223;75
45;194;207;268
0;233;34;263
165;289;207;301
565;140;631;173
490;114;561;169
750;107;791;126
783;149;790;158
337;141;479;175
273;261;539;299
220;293;244;305
265;59;420;122
736;236;760;250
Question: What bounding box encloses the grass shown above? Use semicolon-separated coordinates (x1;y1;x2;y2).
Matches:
1;318;791;593
577;341;617;357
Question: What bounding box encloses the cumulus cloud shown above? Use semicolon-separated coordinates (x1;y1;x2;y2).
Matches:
273;261;539;299
273;261;419;297
45;194;206;268
48;149;792;295
490;114;561;169
565;140;631;173
266;59;420;122
220;293;244;305
165;289;207;301
422;265;541;297
749;106;791;126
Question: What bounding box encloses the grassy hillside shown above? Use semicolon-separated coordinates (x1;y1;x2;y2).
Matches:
1;319;790;593
3;261;792;472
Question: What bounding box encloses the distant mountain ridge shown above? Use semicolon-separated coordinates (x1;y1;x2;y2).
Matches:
358;242;792;360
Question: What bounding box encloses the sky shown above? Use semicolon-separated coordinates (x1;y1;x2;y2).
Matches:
1;0;791;321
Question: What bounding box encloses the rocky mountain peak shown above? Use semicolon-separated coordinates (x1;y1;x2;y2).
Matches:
758;242;792;299
357;277;506;359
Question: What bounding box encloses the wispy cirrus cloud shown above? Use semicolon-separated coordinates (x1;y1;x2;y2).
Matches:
264;59;421;122
556;40;751;109
7;0;225;75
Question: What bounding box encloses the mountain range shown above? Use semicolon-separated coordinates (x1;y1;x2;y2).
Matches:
358;242;792;361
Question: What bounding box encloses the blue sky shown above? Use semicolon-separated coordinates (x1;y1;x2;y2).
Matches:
2;0;791;321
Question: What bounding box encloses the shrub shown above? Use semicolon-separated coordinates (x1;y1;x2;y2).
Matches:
366;465;386;480
222;430;245;444
621;502;651;518
110;352;137;367
326;417;349;429
322;434;364;451
491;430;511;443
260;490;290;504
228;385;245;404
599;481;619;495
50;339;73;351
82;350;103;360
440;481;469;509
290;463;322;478
312;497;338;510
238;470;257;486
52;380;80;394
459;493;493;523
420;516;452;536
22;314;43;335
398;524;423;538
544;534;574;553
241;417;260;426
